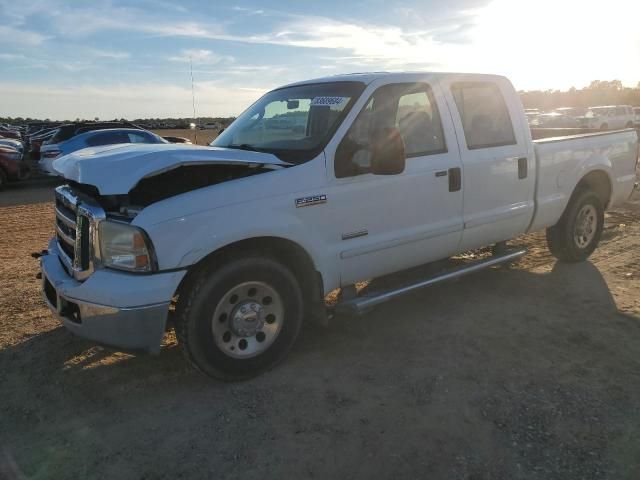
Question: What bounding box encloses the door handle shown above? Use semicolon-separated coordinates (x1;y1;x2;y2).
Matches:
517;157;527;179
448;167;461;192
435;170;448;177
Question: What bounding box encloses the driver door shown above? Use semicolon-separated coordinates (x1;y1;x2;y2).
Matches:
324;79;464;285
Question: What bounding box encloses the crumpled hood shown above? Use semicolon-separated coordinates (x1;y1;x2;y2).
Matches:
52;143;290;195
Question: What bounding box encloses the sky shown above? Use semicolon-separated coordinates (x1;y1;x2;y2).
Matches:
1;0;639;120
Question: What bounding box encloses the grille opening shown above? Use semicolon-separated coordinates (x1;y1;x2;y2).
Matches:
44;277;57;309
59;299;82;324
58;237;75;260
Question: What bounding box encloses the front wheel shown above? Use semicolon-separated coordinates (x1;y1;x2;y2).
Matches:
546;189;604;262
175;256;303;381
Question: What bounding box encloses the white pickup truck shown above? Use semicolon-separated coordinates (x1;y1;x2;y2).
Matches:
40;72;638;380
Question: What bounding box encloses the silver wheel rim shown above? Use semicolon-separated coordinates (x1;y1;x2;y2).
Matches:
211;281;283;359
573;204;597;249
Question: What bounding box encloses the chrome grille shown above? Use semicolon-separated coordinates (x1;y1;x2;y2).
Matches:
54;185;105;281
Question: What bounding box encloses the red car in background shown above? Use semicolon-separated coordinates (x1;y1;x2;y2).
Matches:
0;145;30;190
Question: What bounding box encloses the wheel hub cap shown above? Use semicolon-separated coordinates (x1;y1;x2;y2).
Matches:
574;204;597;248
229;300;264;337
211;281;284;359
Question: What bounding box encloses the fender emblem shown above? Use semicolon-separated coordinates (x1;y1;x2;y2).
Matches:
295;194;327;208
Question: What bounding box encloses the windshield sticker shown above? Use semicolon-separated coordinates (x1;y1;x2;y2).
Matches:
311;96;348;107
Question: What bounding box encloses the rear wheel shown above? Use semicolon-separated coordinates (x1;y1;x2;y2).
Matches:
0;168;7;191
625;121;634;128
175;256;303;381
546;189;604;262
600;123;608;130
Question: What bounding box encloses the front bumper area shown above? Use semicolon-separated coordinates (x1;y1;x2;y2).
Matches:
41;239;186;353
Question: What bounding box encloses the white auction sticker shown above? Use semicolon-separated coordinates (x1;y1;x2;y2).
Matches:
311;96;347;106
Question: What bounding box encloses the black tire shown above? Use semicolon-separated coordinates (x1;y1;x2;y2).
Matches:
175;256;303;381
0;168;7;191
600;123;608;130
625;121;634;129
546;189;604;263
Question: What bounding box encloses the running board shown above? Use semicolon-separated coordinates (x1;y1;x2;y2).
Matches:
335;248;527;315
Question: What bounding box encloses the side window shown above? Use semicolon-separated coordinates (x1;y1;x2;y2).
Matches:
85;132;128;147
335;83;446;178
395;90;446;157
451;82;516;150
127;132;153;143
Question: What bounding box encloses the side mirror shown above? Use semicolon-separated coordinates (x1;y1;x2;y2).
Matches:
370;127;406;175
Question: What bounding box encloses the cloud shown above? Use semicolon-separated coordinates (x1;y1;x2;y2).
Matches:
87;49;131;60
168;49;233;65
231;6;265;15
0;53;26;61
0;25;48;45
0;81;267;119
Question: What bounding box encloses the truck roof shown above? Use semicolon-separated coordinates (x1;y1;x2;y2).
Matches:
281;71;510;88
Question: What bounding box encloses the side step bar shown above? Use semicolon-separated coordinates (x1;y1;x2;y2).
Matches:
335;248;527;315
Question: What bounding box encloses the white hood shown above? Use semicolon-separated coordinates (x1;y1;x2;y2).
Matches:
52;143;290;194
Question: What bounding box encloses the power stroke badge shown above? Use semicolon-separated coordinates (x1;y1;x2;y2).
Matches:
295;194;327;208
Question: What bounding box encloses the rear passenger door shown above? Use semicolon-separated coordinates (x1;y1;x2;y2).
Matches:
440;77;535;251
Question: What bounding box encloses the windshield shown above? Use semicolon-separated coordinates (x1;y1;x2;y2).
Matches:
586;107;611;117
212;81;365;163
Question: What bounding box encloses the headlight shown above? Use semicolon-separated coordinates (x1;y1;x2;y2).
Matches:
98;221;157;273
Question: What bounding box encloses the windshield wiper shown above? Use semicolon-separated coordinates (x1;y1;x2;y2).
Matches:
226;143;261;152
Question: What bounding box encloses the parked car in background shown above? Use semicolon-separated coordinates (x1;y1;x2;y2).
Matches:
0;128;22;140
162;136;192;144
524;109;540;126
531;112;579;128
0;138;24;155
199;123;221;130
39;128;168;176
553;107;587;120
634;107;640;126
0;145;30;189
44;122;143;146
29;129;57;156
579;105;636;130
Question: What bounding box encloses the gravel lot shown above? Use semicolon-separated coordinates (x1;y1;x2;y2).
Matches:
1;182;639;479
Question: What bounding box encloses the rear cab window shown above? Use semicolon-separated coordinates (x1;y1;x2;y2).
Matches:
450;81;516;150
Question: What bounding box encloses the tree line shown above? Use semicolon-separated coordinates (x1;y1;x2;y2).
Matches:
520;80;640;111
3;80;640;124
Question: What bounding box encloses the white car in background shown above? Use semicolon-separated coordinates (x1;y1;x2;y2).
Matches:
580;105;636;130
553;107;587;120
39;128;168;176
633;107;640;126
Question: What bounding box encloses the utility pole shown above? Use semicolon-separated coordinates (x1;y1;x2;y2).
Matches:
190;56;198;144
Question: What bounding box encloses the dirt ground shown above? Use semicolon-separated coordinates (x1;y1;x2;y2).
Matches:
1;182;639;480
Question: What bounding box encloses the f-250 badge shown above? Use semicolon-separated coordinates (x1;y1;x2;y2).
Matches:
295;194;327;208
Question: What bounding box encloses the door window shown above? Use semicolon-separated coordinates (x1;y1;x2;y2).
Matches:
335;83;446;178
127;132;157;143
451;82;516;150
85;131;129;146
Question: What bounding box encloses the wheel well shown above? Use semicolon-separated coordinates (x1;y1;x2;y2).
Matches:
575;170;611;208
174;237;324;319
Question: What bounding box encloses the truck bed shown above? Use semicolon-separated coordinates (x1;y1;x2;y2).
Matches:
528;128;638;232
